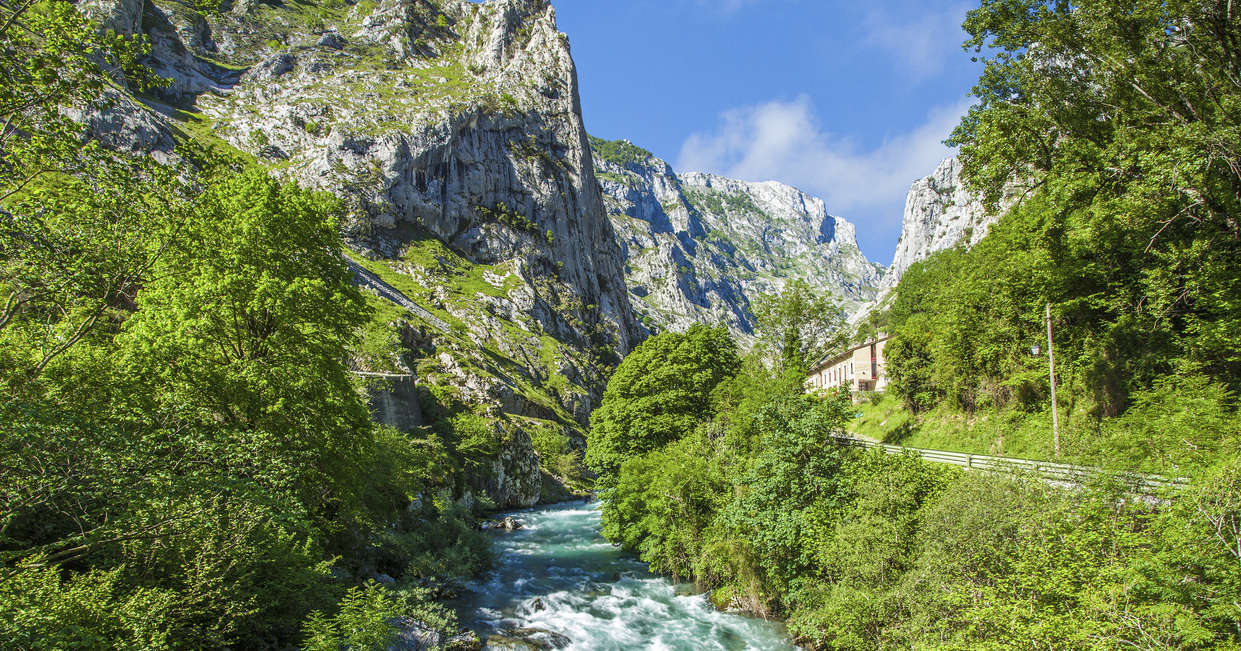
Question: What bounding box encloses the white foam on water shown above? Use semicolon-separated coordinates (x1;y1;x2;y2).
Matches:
458;501;796;650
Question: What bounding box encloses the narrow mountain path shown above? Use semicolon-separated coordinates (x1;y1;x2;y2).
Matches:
343;256;451;334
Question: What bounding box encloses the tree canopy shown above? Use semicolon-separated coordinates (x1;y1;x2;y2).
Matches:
751;279;845;373
946;0;1241;401
584;324;740;487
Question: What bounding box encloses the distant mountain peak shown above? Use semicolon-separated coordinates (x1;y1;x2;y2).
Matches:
590;137;885;341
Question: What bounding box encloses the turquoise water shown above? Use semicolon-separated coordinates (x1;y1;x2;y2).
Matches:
455;500;797;650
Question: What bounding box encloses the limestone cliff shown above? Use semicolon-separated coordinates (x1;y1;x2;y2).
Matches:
849;156;1022;323
883;156;1020;290
592;137;885;341
90;0;638;507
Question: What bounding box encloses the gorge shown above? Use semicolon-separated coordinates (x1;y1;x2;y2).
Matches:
8;0;1236;648
77;0;983;512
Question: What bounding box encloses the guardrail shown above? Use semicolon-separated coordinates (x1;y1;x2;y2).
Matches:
831;435;1187;496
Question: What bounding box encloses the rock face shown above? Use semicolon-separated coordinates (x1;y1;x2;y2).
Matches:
100;0;639;507
196;0;639;360
882;157;1019;289
365;375;424;433
486;428;541;508
592;138;884;341
845;156;1024;324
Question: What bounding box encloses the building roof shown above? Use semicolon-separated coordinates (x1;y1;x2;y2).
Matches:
808;333;890;373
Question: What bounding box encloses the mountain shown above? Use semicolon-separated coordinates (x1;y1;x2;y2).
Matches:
86;0;642;506
590;137;885;341
846;156;1022;323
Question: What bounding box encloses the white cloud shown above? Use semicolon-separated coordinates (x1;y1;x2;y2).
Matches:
862;4;971;80
677;94;969;217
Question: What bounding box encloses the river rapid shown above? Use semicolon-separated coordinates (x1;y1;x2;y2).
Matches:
454;500;797;650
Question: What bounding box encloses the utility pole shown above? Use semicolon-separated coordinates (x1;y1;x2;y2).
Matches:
1046;302;1060;459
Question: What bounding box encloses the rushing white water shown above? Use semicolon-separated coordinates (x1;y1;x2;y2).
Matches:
455;500;797;650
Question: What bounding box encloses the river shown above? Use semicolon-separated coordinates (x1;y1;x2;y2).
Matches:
454;500;797;650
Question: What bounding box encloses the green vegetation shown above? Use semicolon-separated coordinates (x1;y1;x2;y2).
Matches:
597;29;1241;630
872;0;1241;479
528;420;589;492
0;5;496;646
584;324;740;487
2;160;493;647
588;135;654;168
477;200;537;234
595;170;632;186
344;235;601;486
752;278;845;373
682;187;726;216
595;326;1241;648
852;391;1070;459
682;186;766;220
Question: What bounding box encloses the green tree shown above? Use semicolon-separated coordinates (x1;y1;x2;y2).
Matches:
601;431;728;578
1;0;178;389
717;390;853;596
121;167;373;516
1;0;163;198
1;165;383;646
885;313;943;413
950;0;1241;391
585;324;740;487
752;279;845;372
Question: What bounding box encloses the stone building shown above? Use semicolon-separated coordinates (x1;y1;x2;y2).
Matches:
806;334;891;394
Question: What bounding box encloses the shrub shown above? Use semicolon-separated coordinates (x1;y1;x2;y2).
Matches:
301;582;402;651
0;564;177;650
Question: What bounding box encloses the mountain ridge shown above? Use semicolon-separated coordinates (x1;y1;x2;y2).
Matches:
590;135;885;342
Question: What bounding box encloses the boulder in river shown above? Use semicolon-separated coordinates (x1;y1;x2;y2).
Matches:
491;627;571;649
502;516;523;531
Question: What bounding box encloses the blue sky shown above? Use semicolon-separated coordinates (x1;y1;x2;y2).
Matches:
551;0;983;264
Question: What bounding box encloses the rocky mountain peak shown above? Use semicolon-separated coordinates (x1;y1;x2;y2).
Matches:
883;156;1020;289
593;138;884;340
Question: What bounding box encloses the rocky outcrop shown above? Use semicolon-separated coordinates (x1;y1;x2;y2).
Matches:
882;157;1020;289
486;428;541;508
365;375;424;432
593;138;884;340
82;0;144;38
845;156;1023;324
387;618;481;650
